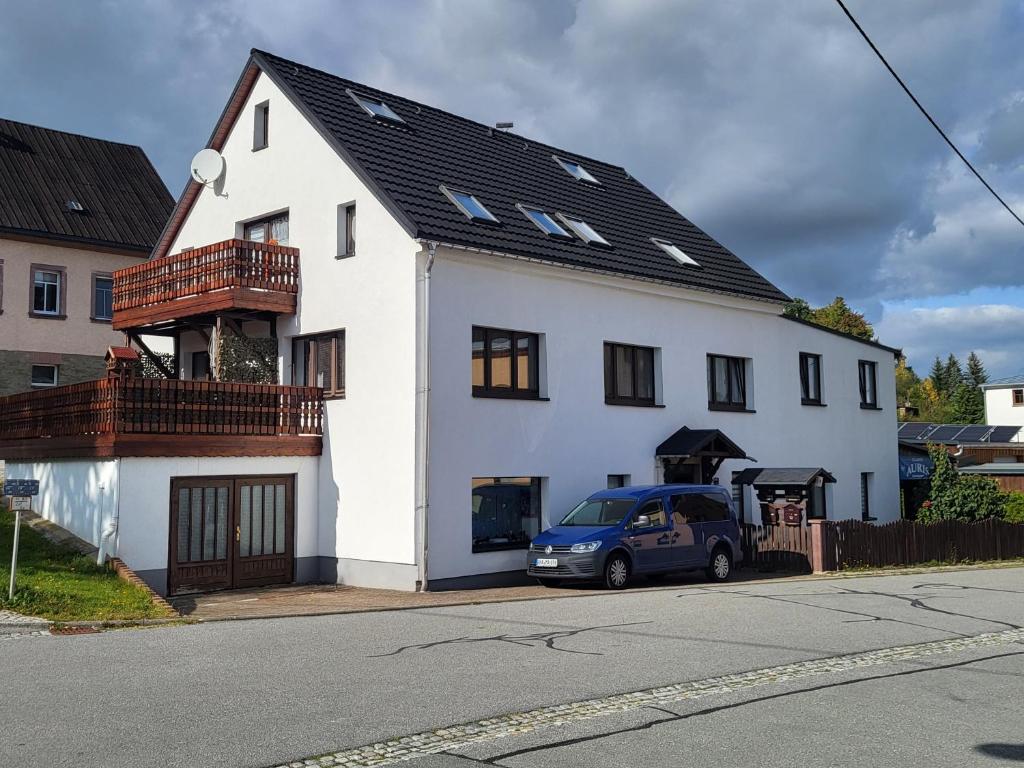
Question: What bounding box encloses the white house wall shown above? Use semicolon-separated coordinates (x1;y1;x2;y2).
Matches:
425;248;899;583
167;70;422;587
984;386;1024;430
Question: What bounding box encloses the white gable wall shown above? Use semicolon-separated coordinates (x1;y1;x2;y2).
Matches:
984;385;1024;430
168;71;422;584
425;249;899;582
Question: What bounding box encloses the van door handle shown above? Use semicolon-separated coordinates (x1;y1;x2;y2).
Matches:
657;534;670;545
671;532;680;542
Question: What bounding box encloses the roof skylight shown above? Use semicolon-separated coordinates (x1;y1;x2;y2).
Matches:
440;185;499;223
348;90;405;123
518;204;571;238
556;213;609;246
652;238;700;267
554;155;599;184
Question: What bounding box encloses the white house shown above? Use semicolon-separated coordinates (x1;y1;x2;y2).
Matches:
982;375;1024;430
2;50;900;594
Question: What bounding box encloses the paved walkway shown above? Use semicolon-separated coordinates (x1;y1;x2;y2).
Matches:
168;570;789;621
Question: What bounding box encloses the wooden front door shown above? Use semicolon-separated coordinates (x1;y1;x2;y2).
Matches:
169;475;295;595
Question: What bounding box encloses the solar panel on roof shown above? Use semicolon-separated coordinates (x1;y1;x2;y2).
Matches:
955;426;989;442
928;426;962;442
990;426;1021;443
900;423;936;440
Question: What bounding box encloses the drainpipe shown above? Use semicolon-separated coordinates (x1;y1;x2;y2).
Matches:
415;242;438;591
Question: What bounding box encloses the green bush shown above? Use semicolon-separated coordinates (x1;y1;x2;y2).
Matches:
918;443;1007;522
1004;492;1024;524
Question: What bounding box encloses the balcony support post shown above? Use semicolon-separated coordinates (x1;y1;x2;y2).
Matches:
127;331;175;380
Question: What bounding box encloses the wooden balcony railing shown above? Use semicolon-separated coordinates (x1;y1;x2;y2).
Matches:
112;239;300;329
0;378;323;458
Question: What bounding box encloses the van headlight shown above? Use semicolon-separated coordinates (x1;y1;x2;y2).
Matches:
570;541;601;553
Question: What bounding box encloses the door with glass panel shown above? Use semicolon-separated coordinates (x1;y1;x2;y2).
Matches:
168;476;294;595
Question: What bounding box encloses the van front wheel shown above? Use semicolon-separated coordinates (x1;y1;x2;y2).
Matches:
706;548;732;582
604;554;631;590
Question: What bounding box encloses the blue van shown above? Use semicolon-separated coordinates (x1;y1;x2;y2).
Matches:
527;485;743;589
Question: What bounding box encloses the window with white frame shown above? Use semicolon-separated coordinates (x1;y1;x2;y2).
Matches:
349;90;405;123
517;205;571;238
557;213;609;246
32;268;62;315
30;364;58;388
553;155;599;183
440;186;499;223
92;274;114;321
652;238;699;267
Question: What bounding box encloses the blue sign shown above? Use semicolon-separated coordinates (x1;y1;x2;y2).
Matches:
3;479;39;496
899;457;933;481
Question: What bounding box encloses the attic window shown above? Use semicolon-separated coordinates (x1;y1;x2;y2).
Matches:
65;199;85;212
253;101;269;150
349;90;404;123
517;204;570;238
554;156;599;184
556;213;609;246
652;238;699;267
440;185;499;223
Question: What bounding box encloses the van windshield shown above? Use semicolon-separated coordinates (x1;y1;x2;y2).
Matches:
559;498;635;527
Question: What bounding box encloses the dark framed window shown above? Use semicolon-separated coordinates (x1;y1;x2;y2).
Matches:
472;477;542;552
244;212;289;245
30;264;66;318
670;492;731;524
91;273;114;321
607;474;630;489
1013;388;1023;406
253;101;269;150
292;330;345;398
858;360;878;408
337;203;356;258
707;354;749;411
604;342;656;406
860;472;874;521
799;352;823;405
30;364;58;388
472;326;539;399
0;258;4;315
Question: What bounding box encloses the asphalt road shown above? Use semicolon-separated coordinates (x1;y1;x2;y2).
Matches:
2;567;1023;768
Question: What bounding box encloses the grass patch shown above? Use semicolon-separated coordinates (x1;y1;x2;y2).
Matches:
0;507;173;622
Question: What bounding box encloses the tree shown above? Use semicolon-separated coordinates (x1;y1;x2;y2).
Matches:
783;296;875;340
895;356;920;406
966;351;988;387
918;443;1005;522
928;356;948;396
950;381;984;424
944;354;965;390
782;298;813;321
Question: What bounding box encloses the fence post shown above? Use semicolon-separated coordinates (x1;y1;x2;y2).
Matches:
809;519;835;573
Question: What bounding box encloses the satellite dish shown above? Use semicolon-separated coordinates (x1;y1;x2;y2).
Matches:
190;149;224;185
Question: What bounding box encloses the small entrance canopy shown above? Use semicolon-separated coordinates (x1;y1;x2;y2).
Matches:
656;427;749;485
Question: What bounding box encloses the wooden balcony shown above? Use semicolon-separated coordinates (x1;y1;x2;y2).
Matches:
0;378;323;459
112;239;300;331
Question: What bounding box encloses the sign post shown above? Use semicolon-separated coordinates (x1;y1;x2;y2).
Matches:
4;480;39;600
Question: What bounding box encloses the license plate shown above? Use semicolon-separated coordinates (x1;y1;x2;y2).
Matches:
534;558;558;568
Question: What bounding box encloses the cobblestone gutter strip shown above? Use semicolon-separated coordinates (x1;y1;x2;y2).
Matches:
270;628;1024;768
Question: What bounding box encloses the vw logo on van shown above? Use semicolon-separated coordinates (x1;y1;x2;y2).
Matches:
544;545;553;555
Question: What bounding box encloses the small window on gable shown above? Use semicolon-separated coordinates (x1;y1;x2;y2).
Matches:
349;90;404;123
253;101;269;150
652;238;699;267
517;205;571;238
337;203;356;258
556;213;609;246
554;155;599;184
31;364;58;388
440;186;499;223
1013;388;1024;406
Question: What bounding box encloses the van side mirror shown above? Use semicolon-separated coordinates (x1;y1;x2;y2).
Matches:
633;514;651;529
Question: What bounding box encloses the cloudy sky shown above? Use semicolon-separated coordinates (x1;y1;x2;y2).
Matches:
3;0;1023;377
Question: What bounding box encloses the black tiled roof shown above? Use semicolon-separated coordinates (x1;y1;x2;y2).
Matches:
254;50;790;304
0;118;173;252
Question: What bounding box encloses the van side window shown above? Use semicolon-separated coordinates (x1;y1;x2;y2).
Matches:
673;493;730;523
635;499;666;527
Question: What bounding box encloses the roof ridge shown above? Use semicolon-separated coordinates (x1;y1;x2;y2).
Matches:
0;116;145;151
250;48;630;174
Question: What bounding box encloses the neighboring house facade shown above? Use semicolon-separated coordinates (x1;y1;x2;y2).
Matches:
982;375;1024;428
0;119;174;395
1;51;899;595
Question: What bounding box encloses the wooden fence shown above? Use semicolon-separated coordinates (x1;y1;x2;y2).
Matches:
0;378;323;439
113;238;300;313
741;523;813;573
828;518;1024;569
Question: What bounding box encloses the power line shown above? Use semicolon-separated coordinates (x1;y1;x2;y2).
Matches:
834;0;1024;229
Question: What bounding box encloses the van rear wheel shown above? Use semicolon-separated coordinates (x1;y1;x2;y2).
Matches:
706;547;732;582
604;554;631;590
